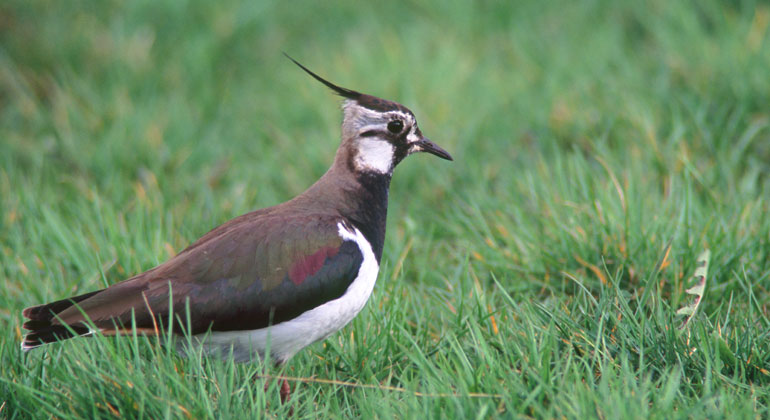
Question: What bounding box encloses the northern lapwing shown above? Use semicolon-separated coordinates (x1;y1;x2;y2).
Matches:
21;56;452;397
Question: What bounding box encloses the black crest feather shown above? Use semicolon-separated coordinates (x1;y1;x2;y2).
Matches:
284;53;361;100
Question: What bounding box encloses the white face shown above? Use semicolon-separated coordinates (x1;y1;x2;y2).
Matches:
355;138;396;173
343;102;419;175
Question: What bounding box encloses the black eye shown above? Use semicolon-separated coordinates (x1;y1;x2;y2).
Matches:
387;120;404;134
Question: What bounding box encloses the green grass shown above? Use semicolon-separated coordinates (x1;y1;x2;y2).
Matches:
2;0;770;418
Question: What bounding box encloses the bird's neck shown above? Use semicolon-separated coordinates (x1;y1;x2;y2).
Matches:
297;150;392;262
344;171;391;262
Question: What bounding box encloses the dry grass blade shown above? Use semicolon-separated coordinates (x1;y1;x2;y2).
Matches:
256;374;504;399
676;250;711;330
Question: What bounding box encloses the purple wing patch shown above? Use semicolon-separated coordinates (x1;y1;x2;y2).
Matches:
289;246;341;285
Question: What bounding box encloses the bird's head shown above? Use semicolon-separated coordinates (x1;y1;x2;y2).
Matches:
286;55;452;176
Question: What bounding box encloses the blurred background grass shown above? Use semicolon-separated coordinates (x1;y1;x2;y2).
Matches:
1;0;770;418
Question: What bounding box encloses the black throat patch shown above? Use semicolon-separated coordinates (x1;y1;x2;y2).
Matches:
340;172;392;262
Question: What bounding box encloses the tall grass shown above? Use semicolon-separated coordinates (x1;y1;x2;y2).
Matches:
1;0;769;418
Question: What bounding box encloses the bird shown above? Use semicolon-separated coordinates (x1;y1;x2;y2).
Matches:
21;55;452;398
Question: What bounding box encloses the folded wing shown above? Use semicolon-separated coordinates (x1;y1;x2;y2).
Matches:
22;213;363;348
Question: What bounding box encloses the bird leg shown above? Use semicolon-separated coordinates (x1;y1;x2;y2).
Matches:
258;374;292;404
279;378;291;404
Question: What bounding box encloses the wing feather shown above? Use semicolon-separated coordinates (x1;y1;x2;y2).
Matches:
43;214;363;336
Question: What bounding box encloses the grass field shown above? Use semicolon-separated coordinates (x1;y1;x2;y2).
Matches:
2;0;770;418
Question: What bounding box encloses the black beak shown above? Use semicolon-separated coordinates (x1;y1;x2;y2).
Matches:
414;138;453;161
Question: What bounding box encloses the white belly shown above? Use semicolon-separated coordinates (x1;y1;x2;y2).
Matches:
177;223;379;363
